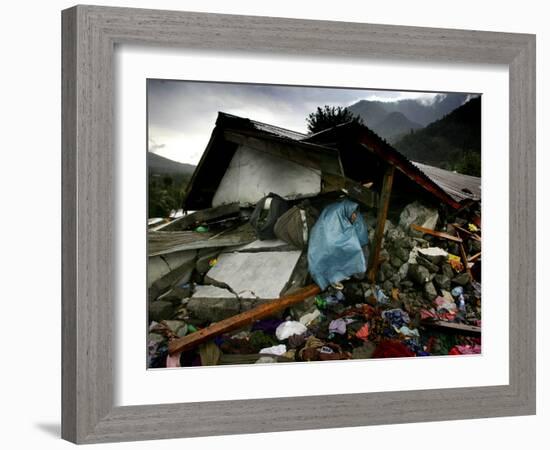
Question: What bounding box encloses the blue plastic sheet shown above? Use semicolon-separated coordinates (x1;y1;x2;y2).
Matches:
307;200;369;290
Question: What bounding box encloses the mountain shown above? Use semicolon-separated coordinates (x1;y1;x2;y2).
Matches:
147;152;196;218
147;151;196;176
372;111;422;143
393;96;481;176
347;93;471;142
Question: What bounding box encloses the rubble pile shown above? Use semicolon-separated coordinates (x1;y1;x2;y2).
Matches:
147;198;482;368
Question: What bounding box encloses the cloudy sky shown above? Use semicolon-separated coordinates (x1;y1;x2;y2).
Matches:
147;80;444;164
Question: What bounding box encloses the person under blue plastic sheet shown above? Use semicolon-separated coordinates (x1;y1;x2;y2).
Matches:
307;199;370;291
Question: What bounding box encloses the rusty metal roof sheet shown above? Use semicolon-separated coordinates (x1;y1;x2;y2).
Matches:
412;162;481;202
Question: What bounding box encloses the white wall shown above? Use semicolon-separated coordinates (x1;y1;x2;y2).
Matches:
212;145;321;207
0;1;546;450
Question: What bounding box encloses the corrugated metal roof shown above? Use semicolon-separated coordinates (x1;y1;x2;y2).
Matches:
412;162;481;202
250;120;309;141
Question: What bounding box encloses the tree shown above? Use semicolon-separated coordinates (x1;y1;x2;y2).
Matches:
306;105;363;133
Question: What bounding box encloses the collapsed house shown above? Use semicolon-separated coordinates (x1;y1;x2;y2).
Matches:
148;112;482;368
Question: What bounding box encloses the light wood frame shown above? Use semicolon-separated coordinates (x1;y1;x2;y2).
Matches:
62;5;536;444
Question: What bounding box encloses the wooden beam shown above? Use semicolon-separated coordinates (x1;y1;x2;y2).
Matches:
168;284;321;354
468;252;482;262
459;241;473;280
421;320;481;335
410;224;463;243
367;164;395;283
451;223;482;241
157;202;241;232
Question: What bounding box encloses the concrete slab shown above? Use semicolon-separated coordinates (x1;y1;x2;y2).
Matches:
187;285;240;322
205;250;302;299
237;239;292;252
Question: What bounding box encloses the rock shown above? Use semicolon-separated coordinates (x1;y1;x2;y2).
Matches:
386;226;405;242
383;280;393;293
390;256;404;269
383;220;395;235
418;247;448;265
452;272;471;286
204;250;302;298
399;201;439;233
433;274;451;290
398;262;409;280
391;274;401;285
424;282;438;300
149;300;175;322
163;320;186;334
400;280;414;289
381;261;393;278
187;285;240;322
394;246;411;262
377;270;386;283
395;237;414;250
441;263;454;279
408;264;431;285
416;255;439;273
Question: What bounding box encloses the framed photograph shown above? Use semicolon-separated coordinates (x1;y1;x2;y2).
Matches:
62;5;536;444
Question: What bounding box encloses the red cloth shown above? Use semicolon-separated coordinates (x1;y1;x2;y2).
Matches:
372;340;415;358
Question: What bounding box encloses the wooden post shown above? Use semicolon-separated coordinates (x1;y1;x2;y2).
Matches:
367;164;395;283
168;284;321;354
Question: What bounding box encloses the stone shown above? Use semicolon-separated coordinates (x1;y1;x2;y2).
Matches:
386;226;405;242
452;272;471;286
398;201;439;233
390;256;404;269
394;246;411;262
395;237;414;250
424;281;438;300
205;250;302;299
163;320;186;334
441;263;454;279
391;273;401;285
398;262;410;280
408;264;431;285
381;261;393;278
149;300;175;322
418;247;448;265
433;274;451;290
383;280;393;293
400;280;414;289
416;255;439;273
187;285;240;322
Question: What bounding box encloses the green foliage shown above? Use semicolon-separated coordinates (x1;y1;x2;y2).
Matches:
306;105;363;133
148;172;191;218
393;97;481;176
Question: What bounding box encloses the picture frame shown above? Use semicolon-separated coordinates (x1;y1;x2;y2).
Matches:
61;4;536;444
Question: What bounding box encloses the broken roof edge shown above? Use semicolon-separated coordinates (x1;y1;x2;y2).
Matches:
216;111;309;141
306;121;469;210
183;112;347;210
